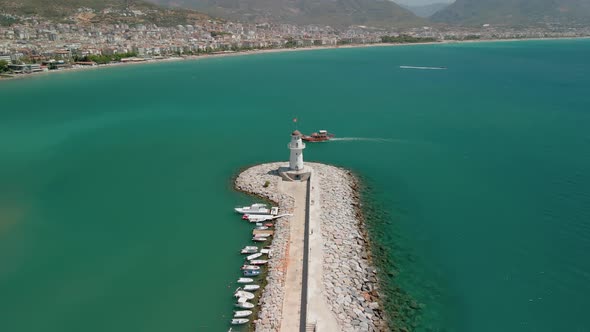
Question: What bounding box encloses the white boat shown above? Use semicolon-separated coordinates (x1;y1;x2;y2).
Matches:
252;236;268;242
235;301;255;309
235;203;270;215
231;318;249;325
234;310;253;318
247;253;263;260
241;265;260;270
250;260;268;265
234;290;255;300
255;226;269;230
237;277;254;284
246;214;275;222
260;248;272;255
252;233;271;238
241;246;258;254
243;284;260;291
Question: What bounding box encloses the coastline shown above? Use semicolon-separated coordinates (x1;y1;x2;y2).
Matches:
235;161;388;331
2;36;589;82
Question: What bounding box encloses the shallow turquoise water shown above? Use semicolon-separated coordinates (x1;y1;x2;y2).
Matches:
1;39;589;331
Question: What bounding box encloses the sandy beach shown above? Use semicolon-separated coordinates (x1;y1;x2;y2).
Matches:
2;36;588;82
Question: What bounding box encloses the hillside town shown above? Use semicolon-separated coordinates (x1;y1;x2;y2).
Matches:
1;8;590;75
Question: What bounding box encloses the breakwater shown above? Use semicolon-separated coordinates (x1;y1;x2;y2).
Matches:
235;162;387;331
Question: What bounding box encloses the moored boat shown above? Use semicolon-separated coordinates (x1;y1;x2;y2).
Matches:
241;246;258;254
243;284;260;291
234;289;255;299
246;214;275;222
247;252;263;260
235;203;270;215
252;236;268;242
238;277;254;284
243;269;260;277
235;301;255;309
302;130;335;142
234;310;252;318
250;259;268;265
241;265;260;270
231;318;249;325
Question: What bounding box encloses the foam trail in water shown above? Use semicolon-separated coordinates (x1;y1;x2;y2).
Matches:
330;137;397;143
400;66;447;70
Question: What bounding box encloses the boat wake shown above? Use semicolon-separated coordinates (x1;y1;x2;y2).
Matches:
400;65;447;70
330;137;397;143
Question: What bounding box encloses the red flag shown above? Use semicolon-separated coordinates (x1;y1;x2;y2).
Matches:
293;118;297;123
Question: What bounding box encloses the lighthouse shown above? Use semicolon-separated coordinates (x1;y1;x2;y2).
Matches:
288;130;305;171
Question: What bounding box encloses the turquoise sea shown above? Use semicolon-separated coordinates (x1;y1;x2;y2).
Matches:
1;39;590;332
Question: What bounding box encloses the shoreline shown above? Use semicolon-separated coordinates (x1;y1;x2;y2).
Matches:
2;36;589;82
235;161;388;331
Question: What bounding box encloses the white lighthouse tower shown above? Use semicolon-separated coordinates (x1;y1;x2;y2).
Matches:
288;130;305;171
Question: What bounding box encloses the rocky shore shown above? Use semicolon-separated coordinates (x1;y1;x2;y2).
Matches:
235;162;295;331
312;163;388;332
235;162;387;332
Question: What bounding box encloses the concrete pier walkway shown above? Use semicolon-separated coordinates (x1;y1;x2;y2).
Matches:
278;180;307;332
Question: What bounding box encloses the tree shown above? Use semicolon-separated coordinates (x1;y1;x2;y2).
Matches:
0;60;9;72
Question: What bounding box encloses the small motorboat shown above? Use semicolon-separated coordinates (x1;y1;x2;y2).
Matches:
260;248;272;255
235;203;270;215
234;310;253;318
243;269;260;277
241;265;260;270
247;214;275;223
235;301;255;309
241;246;258;254
252;236;268;242
231;318;249;325
252;233;271;238
234;288;255;299
250;260;268;265
247;252;263;261
237;277;254;284
264;223;274;228
243;284;260;291
255;226;269;230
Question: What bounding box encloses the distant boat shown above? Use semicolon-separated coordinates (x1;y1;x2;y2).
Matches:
252;236;268;242
243;284;260;291
237;277;254;284
252;233;271;238
302;130;335;142
250;260;268;265
231;318;249;325
243;269;260;277
234;310;253;318
247;252;263;260
235;301;255;309
235;203;270;215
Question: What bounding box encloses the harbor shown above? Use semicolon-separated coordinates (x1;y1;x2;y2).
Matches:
232;130;388;331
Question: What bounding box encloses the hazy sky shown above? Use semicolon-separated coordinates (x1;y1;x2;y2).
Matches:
393;0;454;6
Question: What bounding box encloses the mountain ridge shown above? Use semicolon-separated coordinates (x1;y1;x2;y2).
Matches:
146;0;424;27
431;0;590;25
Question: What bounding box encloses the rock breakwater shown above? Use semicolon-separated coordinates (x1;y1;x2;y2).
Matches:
235;162;388;332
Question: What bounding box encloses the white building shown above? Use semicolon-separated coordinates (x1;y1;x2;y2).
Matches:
288;130;305;171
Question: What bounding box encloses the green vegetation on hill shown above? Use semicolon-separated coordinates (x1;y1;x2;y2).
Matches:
146;0;424;27
431;0;590;26
381;35;437;43
0;0;209;26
